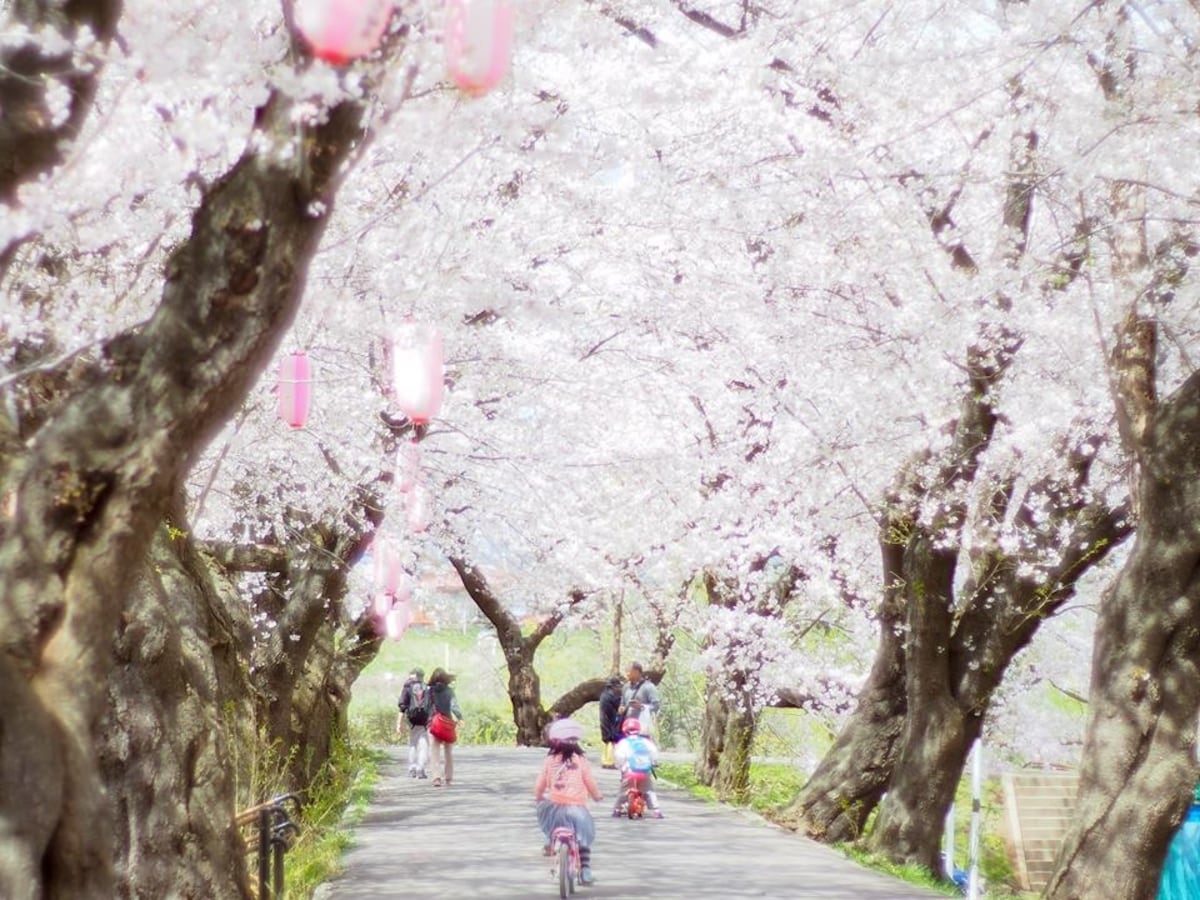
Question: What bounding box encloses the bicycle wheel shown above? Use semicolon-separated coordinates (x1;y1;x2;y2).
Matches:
567;847;577;895
558;843;570;899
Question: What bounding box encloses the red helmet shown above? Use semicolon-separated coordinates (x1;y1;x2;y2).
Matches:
621;718;642;735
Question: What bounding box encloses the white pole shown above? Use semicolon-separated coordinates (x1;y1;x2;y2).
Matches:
967;740;983;900
944;802;956;880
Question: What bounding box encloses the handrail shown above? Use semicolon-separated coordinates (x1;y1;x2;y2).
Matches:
235;793;302;900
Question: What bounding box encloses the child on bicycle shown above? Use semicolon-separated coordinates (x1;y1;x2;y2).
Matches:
534;718;604;885
613;718;664;818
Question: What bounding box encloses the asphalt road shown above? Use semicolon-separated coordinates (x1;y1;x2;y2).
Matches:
316;745;943;899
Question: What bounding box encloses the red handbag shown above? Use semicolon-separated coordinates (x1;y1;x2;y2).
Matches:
429;711;458;744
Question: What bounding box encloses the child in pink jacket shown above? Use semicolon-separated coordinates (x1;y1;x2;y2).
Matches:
534;718;604;885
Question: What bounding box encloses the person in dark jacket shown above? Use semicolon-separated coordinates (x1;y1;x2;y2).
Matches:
598;676;624;769
426;668;464;787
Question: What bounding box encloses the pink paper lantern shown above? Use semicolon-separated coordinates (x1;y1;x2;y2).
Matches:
445;0;514;97
373;539;404;596
294;0;392;65
405;483;431;534
277;351;312;429
372;591;393;621
391;321;444;425
384;598;413;640
396;440;421;494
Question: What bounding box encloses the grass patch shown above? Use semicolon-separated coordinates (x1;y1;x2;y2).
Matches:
838;845;959;896
282;739;385;898
655;760;806;816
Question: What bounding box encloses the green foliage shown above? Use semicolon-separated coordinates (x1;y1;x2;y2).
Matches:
655;761;716;803
284;738;384;898
657;760;804;815
655;658;706;751
459;706;518;744
350;706;404;746
743;762;806;815
837;846;959;897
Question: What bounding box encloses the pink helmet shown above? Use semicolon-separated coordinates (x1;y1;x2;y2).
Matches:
621;718;642;736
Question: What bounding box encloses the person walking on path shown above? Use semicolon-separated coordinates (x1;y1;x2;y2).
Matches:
427;668;463;787
598;675;624;769
535;718;604;886
619;661;661;737
397;667;430;779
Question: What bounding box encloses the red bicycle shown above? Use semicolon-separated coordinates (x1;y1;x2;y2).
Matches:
549;825;580;898
613;771;647;819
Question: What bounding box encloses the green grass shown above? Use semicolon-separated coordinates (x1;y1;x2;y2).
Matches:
349;625;612;745
656;760;806;816
838;845;960;896
283;740;385;898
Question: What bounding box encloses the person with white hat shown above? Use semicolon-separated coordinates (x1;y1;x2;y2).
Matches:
534;717;605;886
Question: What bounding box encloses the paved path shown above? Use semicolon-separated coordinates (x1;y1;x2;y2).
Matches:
317;746;943;899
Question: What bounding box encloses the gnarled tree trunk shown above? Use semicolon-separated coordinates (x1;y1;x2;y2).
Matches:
696;688;755;804
0;51;378;898
449;556;584;744
777;593;905;842
99;497;252;899
1045;336;1200;897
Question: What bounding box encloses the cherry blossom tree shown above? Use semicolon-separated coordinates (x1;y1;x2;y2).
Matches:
5;2;1200;898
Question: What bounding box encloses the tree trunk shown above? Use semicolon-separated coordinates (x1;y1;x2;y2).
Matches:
0;73;374;896
776;632;905;843
868;534;961;872
253;526;375;791
449;556;581;744
696;687;754;804
777;536;907;844
611;590;623;675
870;697;972;874
99;501;252;899
1045;366;1200;899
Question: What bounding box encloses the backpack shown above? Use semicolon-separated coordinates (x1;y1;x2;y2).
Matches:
405;683;430;727
625;736;654;774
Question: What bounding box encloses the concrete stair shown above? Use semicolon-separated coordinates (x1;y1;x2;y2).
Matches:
1001;771;1079;892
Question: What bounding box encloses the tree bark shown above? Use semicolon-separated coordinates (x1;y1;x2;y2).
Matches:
868;533;965;872
0;74;373;897
776;566;905;843
99;497;252;899
696;687;755;804
694;561;799;803
1045;369;1200;897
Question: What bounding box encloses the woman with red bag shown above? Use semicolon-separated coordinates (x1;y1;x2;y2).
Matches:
426;668;464;787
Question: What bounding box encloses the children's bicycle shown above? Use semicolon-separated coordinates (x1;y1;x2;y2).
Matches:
613;771;647;819
549;825;580;898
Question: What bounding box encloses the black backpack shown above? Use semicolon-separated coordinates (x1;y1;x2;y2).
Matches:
406;683;430;726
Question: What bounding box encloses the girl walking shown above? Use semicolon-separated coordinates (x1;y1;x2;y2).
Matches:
426;668;463;786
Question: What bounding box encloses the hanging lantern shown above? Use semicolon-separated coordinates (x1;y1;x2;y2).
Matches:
294;0;392;65
384;594;413;640
372;591;393;621
277;351;312;429
445;0;514;97
391;321;444;425
396;440;421;494
372;539;404;596
405;483;431;534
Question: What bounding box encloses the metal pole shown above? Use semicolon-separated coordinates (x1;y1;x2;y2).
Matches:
944;802;956;880
257;809;270;898
273;828;286;900
967;740;983;900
